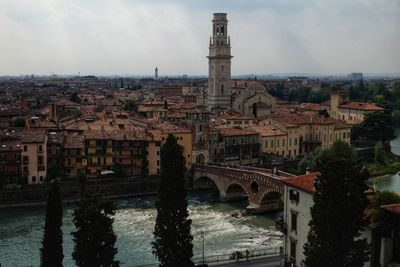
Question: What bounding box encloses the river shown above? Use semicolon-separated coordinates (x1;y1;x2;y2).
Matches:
368;129;400;193
0;191;282;267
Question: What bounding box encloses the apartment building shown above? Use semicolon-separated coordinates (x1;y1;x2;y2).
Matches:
21;130;47;184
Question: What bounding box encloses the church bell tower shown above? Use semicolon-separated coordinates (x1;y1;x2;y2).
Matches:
207;13;232;110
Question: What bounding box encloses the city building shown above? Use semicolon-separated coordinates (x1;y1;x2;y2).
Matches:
207;13;232;110
21;130;47;184
330;92;384;124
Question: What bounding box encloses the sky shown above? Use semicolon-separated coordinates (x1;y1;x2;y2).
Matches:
0;0;399;76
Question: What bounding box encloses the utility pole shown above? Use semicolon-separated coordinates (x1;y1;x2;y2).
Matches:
201;230;205;264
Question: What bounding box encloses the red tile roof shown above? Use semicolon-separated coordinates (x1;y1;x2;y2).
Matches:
298;103;322;112
283;172;320;194
338;102;384;111
381;203;400;214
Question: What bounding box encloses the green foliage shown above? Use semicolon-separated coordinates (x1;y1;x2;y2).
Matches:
42;180;63;267
374;141;386;164
47;163;64;181
375;191;400;207
152;134;194;267
370;191;400;222
393;81;400;99
371;208;386;222
304;140;370;267
318;109;329;117
76;170;87;196
123;100;138;112
296;86;312;103
351;111;395;144
393;109;400;127
70;92;81;103
298;148;322;174
72;196;119;267
12;117;25;127
112;163;125;179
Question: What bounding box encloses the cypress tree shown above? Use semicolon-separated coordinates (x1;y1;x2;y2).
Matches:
72;196;119;267
152;134;194;267
42;180;63;267
304;140;370;267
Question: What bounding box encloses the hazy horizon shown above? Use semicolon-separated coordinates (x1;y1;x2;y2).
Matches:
1;0;399;76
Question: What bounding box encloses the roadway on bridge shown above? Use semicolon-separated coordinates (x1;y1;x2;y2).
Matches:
211;256;281;267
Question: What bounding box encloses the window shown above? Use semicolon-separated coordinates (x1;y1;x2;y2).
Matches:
343;133;346;139
277;140;280;147
39;145;42;152
290;239;297;260
289;138;292;146
157;160;159;166
265;141;268;148
23;145;27;152
32;176;36;182
291;211;298;232
294;138;297;145
221;84;224;95
271;140;274;147
157;151;160;155
282;139;285;146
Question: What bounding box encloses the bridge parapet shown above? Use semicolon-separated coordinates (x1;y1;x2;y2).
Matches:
192;164;289;213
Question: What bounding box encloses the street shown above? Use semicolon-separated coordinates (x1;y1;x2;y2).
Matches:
211;256;281;267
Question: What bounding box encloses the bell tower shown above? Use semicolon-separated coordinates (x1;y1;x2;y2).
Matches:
207;13;232;110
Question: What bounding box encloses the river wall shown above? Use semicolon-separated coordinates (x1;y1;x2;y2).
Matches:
0;177;160;208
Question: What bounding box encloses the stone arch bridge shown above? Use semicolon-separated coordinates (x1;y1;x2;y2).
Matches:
192;164;295;214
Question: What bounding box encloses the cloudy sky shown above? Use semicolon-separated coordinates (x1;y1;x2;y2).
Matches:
1;0;399;76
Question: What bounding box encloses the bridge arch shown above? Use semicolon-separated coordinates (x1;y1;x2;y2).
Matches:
225;183;249;202
193;175;224;197
259;191;283;212
195;153;206;164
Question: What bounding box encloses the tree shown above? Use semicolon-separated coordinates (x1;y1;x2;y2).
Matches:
252;102;257;118
12;117;25;127
47;163;64;181
152;134;194;267
370;191;400;222
70;92;81;103
72;196;119;267
42;180;63;267
374;141;386;165
111;163;125;179
304;140;370;267
351;111;395;144
123;100;138;112
76;170;87;196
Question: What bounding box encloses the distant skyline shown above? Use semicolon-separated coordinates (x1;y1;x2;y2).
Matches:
1;0;399;76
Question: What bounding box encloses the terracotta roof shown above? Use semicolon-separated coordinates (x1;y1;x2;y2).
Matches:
218;127;259;137
381;203;400;214
298;103;322;112
22;130;46;143
250;125;286;137
283;172;321;194
338;102;384;111
265;114;336;126
334;120;352;130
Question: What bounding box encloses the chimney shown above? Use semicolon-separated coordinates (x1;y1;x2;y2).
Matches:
306;167;310;175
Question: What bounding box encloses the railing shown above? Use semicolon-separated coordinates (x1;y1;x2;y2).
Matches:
132;247;280;267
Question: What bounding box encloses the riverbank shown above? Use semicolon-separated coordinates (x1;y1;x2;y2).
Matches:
0;177;160;209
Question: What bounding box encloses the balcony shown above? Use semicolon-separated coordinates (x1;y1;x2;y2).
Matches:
275;218;287;234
